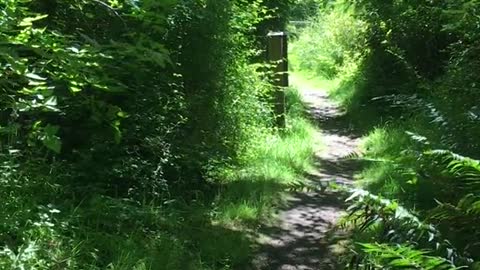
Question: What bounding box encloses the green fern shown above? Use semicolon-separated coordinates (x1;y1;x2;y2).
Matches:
423;149;480;190
427;193;480;258
344;189;469;267
354;243;458;270
430;194;480;220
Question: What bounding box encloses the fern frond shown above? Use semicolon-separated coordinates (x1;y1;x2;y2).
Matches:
431;194;480;218
344;189;469;265
425;150;480;173
427;194;480;256
423;149;480;191
357;243;459;270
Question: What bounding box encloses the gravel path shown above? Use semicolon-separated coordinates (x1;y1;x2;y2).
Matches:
252;84;363;270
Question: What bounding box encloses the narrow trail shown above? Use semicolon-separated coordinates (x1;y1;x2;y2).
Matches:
253;79;364;270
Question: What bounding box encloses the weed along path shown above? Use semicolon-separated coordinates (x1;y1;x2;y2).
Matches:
252;76;363;270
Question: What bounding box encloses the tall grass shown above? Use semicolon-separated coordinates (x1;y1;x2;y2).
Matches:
0;86;318;270
118;86;318;269
213;87;318;227
107;86;319;269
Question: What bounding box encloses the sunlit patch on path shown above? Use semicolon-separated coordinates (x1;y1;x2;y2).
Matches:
252;78;364;270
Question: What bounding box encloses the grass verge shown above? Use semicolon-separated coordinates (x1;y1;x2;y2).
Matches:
0;86;319;270
104;85;320;269
194;86;319;268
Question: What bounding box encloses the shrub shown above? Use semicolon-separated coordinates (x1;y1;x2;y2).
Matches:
0;0;313;268
290;5;368;79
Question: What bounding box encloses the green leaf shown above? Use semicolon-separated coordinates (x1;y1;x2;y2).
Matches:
112;120;122;144
40;124;62;153
44;124;59;135
69;86;82;93
43;134;62;154
116;111;128;118
25;73;47;81
19;14;49;27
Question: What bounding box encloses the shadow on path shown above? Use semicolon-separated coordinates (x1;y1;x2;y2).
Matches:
251;87;366;270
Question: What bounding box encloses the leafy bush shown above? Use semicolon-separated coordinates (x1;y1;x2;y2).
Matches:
290;4;368;79
0;0;316;268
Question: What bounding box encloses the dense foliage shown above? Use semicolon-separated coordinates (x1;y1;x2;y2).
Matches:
291;0;480;269
0;0;316;269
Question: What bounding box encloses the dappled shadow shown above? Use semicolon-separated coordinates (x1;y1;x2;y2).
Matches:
250;87;367;269
251;191;351;270
308;157;369;186
161;178;291;270
302;89;366;138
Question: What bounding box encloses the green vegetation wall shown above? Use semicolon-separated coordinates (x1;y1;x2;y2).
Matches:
292;0;480;152
0;0;277;194
291;0;480;268
342;0;480;153
0;0;292;268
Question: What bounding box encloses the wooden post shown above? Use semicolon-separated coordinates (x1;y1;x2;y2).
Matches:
267;31;288;129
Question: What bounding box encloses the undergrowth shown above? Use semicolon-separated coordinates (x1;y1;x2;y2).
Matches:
213;86;317;229
0;0;317;268
0;86;317;270
291;0;480;268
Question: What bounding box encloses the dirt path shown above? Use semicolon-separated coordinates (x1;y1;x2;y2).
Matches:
252;81;363;270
